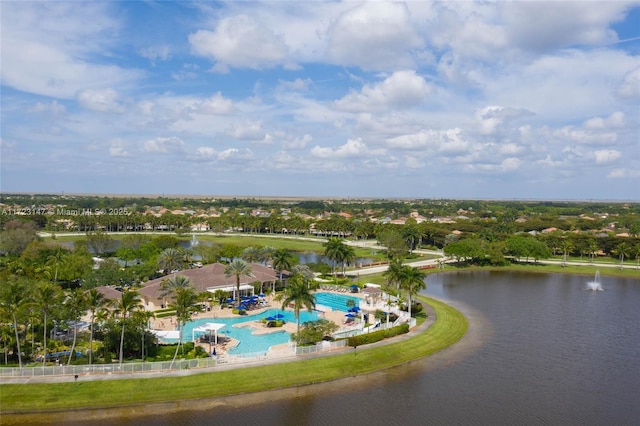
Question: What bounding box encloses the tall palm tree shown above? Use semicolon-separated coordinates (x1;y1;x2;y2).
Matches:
157;247;184;274
133;310;155;361
86;288;110;365
115;290;142;364
383;258;404;293
46;247;67;283
614;242;629;270
560;239;574;267
280;274;316;341
33;281;62;366
272;248;296;284
0;279;31;368
339;244;356;275
588;240;599;264
324;237;346;276
169;287;199;368
64;288;87;365
399;266;427;319
0;325;14;365
224;259;253;304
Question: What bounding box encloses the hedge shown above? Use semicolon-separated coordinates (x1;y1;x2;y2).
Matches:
346;323;409;347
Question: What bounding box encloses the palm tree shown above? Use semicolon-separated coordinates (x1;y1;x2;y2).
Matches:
46;248;67;283
157;247;184;274
133;310;155;361
383;258;404;293
33;281;62;366
115;290;142;364
224;259;253;304
169;287;199;368
86;288;110;365
272;248;296;285
212;289;228;309
0;325;14;365
324;237;346;276
241;246;261;263
159;275;192;300
399;266;427;319
339;244;356;275
614;242;629;270
588;240;599;264
0;279;31;368
64;288;87;365
280;274;316;341
259;246;276;265
560;239;574;267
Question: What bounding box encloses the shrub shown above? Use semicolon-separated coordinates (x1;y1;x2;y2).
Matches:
346;323;409;347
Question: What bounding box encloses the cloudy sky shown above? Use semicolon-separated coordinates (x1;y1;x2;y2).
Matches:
1;1;639;200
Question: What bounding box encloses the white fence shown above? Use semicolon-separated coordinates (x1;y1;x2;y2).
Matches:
0;357;217;379
0;340;349;380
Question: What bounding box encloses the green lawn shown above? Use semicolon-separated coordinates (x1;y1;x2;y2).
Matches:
0;296;467;414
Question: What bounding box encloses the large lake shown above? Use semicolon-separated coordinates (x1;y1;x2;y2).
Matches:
50;271;640;425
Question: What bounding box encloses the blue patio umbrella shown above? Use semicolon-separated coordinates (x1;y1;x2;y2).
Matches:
226;298;234;303
349;306;361;313
274;313;285;320
350;284;358;288
259;293;265;297
345;313;356;318
265;316;276;321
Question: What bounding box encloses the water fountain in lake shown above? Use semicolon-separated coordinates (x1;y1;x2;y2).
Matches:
191;234;199;247
585;270;604;291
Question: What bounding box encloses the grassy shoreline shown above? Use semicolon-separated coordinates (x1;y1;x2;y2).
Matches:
0;296;466;414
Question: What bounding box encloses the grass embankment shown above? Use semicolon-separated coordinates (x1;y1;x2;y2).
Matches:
0;296;467;413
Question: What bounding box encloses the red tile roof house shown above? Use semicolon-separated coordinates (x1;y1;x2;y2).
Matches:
137;263;280;311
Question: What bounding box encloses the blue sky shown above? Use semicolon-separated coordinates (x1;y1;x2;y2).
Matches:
1;1;639;200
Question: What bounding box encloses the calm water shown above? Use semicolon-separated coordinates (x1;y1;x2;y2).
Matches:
42;271;640;425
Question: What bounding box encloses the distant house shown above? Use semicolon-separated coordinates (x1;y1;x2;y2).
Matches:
137;263;280;311
95;286;124;302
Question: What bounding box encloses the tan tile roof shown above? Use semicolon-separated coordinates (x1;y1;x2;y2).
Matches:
95;286;123;301
138;262;279;302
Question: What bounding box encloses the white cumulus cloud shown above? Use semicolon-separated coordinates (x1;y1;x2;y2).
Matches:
76;88;124;113
593;149;622;164
334;70;431;112
189;14;289;72
143;136;184;154
311;138;384;159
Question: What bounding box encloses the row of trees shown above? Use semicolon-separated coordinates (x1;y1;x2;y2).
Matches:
443;234;640;268
0;270;225;368
0;278;151;367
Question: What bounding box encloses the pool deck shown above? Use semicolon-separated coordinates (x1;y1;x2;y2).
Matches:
151;291;360;355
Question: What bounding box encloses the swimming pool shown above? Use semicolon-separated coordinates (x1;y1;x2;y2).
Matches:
314;292;361;312
180;309;320;355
